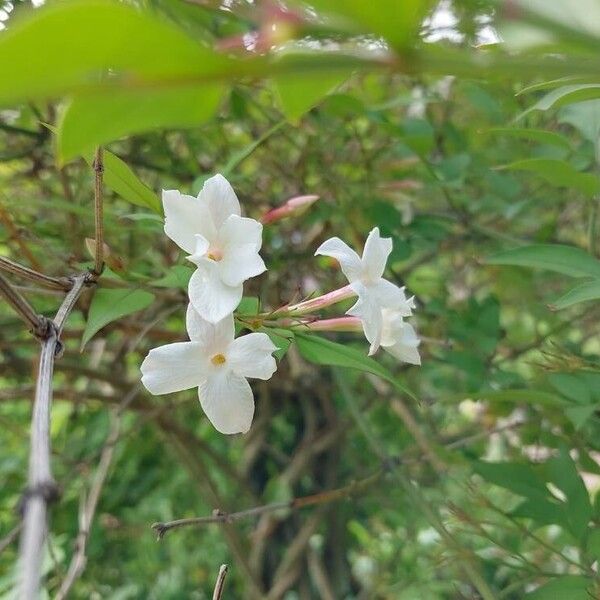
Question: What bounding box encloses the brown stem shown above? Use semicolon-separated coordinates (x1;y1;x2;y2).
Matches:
0;256;71;290
92;147;104;277
0;272;49;337
17;274;88;600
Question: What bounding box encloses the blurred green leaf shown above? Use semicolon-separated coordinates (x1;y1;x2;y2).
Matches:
304;0;434;48
0;0;232;106
82;288;155;347
58;85;223;163
500;158;599;196
488;127;571;149
522;84;600;115
525;575;592;599
261;328;294;360
550;279;600;309
485;244;600;278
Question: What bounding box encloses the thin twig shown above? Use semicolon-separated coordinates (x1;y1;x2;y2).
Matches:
55;386;139;600
0;256;71;291
17;274;88;600
152;470;381;538
0;272;49;337
212;564;229;600
92;147;104;277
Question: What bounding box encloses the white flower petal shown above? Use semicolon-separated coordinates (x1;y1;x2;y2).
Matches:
186;304;235;350
362;227;392;281
382;321;421;365
347;288;383;355
219;251;266;287
188;264;243;323
198;370;254;434
228;333;277;380
200;174;241;229
163;189;215;254
187;234;210;264
315;237;363;283
370;279;413;313
217;216;266;286
220;214;263;250
141;342;207;395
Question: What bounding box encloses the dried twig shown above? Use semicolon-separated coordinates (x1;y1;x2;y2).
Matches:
152;470;381;538
0;256;71;290
18;273;88;600
212;564;229;600
0;272;49;337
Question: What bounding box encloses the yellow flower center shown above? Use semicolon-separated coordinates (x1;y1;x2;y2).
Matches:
207;248;223;261
211;353;226;366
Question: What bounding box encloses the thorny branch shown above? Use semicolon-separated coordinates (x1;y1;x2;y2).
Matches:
17;273;88;600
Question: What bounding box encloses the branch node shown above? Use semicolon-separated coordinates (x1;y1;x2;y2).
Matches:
31;316;57;343
151;522;167;540
18;481;61;516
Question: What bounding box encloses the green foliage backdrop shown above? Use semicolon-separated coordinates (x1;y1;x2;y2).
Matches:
2;0;600;598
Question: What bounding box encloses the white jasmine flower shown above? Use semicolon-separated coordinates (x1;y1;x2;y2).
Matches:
163;174;266;323
315;227;414;354
380;309;421;365
140;305;277;434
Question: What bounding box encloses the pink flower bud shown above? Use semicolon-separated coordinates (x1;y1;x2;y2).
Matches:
261;195;319;224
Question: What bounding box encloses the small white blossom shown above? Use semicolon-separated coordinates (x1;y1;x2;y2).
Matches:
163;174;266;323
380;308;421;365
315;227;414;354
140;305;277;434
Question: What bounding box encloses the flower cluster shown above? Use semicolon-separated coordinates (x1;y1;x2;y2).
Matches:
141;174;420;435
306;227;420;365
141;175;277;434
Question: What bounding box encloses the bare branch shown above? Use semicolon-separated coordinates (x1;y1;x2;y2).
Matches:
0;272;49;337
151;470;381;538
212;564;229;600
18;273;88;600
0;256;72;291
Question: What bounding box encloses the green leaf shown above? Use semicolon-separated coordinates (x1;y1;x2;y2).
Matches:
0;0;232;107
485;244;600;278
58;84;223;163
305;0;433;49
261;328;294;361
84;151;161;214
151;266;193;291
237;297;260;315
499;158;599;196
474;461;550;503
525;576;592;600
488;127;571;149
544;448;592;540
82;288;155;347
521;84;600;116
469;389;567;407
550;279;600;309
587;528;600;560
295;332;417;400
274;68;351;123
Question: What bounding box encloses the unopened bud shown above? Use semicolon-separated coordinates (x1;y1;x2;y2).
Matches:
261;194;319;224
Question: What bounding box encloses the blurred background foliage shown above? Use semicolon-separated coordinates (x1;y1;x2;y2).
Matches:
2;0;600;598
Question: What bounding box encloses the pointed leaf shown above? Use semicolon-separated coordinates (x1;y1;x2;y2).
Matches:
82;288;155;347
485;244;600;278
